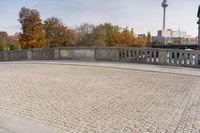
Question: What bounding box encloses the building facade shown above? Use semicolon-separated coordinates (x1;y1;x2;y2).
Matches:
152;29;197;45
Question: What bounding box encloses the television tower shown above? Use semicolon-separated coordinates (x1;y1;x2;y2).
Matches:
162;0;168;30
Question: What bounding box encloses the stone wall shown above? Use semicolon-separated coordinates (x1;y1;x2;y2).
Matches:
0;47;200;68
59;48;96;61
95;48;120;61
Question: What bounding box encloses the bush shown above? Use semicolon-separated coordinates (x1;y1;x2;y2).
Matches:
0;41;4;51
10;43;21;50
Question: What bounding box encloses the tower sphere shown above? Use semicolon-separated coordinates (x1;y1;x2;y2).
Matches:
162;0;168;8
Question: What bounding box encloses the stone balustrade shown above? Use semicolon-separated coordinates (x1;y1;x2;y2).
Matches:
120;48;200;67
0;47;200;68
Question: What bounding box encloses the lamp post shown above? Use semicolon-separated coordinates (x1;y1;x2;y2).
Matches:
198;6;200;47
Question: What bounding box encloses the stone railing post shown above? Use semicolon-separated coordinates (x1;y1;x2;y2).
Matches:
27;50;32;60
158;49;168;65
54;48;60;60
113;48;120;62
3;52;8;61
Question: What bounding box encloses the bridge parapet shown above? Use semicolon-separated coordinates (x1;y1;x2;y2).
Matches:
0;47;200;68
119;48;200;68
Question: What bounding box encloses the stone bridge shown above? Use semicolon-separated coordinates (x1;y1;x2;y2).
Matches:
1;47;200;68
0;60;200;133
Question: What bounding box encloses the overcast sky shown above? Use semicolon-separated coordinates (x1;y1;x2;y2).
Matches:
0;0;199;36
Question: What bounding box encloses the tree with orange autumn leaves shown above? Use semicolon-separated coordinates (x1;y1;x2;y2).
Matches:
18;7;46;49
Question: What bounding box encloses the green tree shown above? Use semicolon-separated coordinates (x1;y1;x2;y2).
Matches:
134;38;147;47
0;32;8;50
0;41;4;51
89;23;120;47
115;29;136;47
10;43;21;50
134;34;147;47
96;23;119;46
44;17;75;47
75;23;94;46
89;25;107;46
147;32;152;45
18;7;46;49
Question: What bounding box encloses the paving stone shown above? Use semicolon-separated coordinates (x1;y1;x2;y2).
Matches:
0;61;200;132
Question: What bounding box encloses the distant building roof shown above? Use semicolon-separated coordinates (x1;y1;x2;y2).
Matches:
8;35;19;45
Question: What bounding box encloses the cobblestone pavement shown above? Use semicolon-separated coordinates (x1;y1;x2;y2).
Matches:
0;61;200;133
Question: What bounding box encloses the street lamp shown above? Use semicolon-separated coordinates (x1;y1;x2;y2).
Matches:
197;5;200;46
